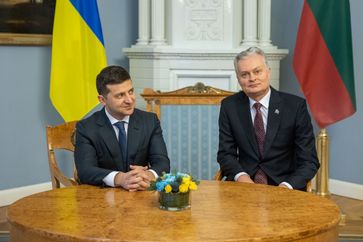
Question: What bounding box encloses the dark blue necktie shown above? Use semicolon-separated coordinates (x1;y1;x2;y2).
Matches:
114;121;128;171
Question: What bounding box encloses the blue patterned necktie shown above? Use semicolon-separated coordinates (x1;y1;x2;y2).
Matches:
114;121;128;171
253;102;268;184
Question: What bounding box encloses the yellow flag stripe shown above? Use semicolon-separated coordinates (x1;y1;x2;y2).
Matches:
50;0;107;122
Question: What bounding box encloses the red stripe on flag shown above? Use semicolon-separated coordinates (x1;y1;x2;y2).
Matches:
293;2;355;128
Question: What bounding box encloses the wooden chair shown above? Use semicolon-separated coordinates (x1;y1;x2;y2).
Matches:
46;121;79;189
213;170;224;181
141;82;234;180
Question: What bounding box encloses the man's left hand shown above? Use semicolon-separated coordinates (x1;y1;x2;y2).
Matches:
129;165;155;191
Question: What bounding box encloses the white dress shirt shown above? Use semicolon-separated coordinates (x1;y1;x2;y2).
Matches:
102;109;157;187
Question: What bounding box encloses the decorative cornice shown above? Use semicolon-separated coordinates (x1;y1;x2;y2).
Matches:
123;47;288;60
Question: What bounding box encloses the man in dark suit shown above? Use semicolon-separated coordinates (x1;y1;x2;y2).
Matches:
217;47;319;190
75;66;170;191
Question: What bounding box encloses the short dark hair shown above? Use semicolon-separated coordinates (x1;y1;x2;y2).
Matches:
96;66;131;95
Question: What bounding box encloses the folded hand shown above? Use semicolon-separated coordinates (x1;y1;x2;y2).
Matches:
114;165;155;192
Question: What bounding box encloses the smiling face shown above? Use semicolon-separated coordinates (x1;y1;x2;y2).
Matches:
98;79;136;120
235;53;271;101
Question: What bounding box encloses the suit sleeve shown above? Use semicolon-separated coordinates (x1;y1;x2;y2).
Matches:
285;100;320;189
74;122;114;185
217;101;245;180
147;113;170;175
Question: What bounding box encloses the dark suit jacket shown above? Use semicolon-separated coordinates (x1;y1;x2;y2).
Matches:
217;88;319;190
74;108;170;185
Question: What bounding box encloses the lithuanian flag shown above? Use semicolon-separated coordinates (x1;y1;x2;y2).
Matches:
293;0;356;128
50;0;107;122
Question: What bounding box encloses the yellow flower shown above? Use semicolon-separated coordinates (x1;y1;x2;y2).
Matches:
189;181;198;191
179;183;189;193
182;175;191;185
164;184;172;193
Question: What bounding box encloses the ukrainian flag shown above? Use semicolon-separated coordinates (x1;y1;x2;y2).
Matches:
50;0;107;122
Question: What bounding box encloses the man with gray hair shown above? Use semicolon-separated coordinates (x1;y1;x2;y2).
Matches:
217;47;319;190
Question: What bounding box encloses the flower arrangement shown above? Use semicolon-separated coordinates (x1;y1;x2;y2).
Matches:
149;172;199;193
149;172;199;211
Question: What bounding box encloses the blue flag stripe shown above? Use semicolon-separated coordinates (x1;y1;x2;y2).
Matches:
69;0;104;45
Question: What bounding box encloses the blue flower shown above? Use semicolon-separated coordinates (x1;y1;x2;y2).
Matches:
156;181;167;191
163;173;175;183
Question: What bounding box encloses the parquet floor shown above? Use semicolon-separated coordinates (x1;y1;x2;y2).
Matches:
331;195;363;239
0;206;9;232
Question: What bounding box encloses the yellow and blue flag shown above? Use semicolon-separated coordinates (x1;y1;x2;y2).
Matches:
50;0;107;122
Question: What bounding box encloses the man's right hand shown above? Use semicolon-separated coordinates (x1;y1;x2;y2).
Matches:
237;174;254;183
114;169;145;191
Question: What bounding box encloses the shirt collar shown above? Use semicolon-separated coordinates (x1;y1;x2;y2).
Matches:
248;88;271;110
104;108;130;125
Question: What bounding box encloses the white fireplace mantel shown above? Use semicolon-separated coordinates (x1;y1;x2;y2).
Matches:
123;0;288;107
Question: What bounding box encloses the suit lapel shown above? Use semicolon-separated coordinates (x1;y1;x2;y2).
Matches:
263;88;281;157
236;92;260;156
96;109;124;171
127;110;141;164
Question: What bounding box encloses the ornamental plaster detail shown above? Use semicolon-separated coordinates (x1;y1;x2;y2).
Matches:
185;0;223;41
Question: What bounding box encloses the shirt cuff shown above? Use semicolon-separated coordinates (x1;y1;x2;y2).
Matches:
234;172;249;181
280;182;293;189
103;171;119;187
148;169;158;179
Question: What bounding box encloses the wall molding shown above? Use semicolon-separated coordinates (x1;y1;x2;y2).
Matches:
0;179;362;207
0;182;52;207
330;179;363;200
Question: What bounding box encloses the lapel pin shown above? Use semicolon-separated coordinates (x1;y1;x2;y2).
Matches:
274;109;279;115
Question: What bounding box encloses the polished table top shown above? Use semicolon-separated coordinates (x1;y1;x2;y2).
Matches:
8;180;340;241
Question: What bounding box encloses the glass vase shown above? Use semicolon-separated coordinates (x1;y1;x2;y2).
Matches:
159;191;190;211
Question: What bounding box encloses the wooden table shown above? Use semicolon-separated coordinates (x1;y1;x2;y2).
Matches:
7;181;340;242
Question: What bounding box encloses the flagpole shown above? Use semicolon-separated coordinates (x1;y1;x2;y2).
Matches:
316;128;330;197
